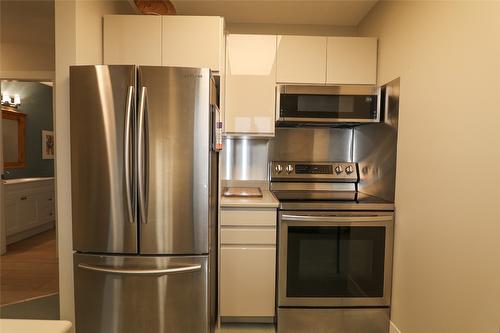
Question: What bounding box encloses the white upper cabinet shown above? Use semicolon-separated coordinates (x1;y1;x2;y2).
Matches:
103;15;162;66
276;35;327;84
162;16;225;71
225;34;277;135
327;37;378;85
103;15;225;70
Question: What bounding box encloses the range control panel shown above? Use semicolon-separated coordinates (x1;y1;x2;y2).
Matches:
270;161;358;182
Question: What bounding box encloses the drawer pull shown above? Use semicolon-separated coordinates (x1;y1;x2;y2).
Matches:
48;198;53;201
20;196;27;201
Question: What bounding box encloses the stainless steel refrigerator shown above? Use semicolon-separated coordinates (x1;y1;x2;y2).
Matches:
70;65;219;333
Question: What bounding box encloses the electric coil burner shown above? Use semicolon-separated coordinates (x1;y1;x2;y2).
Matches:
270;161;395;333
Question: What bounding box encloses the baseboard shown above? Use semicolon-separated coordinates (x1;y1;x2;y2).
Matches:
390;321;402;333
6;222;55;245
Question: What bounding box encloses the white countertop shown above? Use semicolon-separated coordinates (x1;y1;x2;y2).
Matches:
2;177;54;185
0;319;72;333
220;180;279;208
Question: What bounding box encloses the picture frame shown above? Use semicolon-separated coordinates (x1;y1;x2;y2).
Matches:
42;130;55;159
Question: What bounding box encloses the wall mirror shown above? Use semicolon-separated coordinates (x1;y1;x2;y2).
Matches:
2;106;26;169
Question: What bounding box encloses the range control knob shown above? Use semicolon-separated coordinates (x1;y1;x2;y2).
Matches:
274;164;283;174
345;165;354;174
335;165;343;174
285;164;294;174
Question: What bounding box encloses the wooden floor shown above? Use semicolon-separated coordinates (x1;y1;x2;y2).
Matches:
0;229;59;306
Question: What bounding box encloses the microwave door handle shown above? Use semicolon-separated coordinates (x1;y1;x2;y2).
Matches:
78;263;201;275
281;214;392;223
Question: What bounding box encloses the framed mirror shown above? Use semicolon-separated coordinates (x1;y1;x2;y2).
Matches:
2;106;26;169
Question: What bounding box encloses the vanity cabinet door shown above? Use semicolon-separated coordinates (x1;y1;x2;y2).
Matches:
224;34;277;135
17;194;38;229
4;198;18;235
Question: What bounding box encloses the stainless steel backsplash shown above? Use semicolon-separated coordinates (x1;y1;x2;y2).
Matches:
269;128;354;162
354;78;400;202
220;138;270;180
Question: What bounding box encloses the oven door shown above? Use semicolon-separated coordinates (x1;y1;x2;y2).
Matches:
278;211;393;307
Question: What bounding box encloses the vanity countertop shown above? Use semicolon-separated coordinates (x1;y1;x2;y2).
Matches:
2;177;54;185
0;319;72;333
220;180;279;209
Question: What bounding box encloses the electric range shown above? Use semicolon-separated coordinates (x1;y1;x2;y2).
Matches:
270;161;394;333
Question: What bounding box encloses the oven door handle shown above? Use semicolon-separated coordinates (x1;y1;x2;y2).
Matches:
281;214;392;223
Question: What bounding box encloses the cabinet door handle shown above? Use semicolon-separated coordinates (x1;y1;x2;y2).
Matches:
20;196;27;201
48;198;53;202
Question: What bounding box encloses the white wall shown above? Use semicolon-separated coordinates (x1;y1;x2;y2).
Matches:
54;0;133;324
358;2;500;332
0;0;55;80
226;22;357;36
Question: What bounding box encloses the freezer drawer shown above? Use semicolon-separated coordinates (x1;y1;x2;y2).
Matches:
74;253;208;333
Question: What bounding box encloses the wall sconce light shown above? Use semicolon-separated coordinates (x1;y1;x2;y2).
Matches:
1;94;11;104
1;94;21;108
13;95;21;106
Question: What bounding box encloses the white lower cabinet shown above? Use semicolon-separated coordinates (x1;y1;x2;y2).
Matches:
220;245;276;317
4;179;55;244
219;208;277;320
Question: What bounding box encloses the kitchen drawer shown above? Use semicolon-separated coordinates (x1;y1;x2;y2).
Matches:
221;208;276;227
221;227;276;245
220;246;275;317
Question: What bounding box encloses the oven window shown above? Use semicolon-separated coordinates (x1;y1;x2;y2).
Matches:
286;226;386;298
280;94;378;120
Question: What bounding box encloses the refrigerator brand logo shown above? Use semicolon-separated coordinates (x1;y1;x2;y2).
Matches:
184;74;204;79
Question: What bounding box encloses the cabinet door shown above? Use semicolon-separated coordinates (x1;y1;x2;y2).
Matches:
277;35;327;84
17;194;38;229
220;246;276;317
225;34;277;135
103;15;162;65
162;16;224;71
326;37;377;85
4;198;18;235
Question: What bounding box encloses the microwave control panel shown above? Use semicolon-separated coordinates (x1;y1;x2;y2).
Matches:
270;161;358;182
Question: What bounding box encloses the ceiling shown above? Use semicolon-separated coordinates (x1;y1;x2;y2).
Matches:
170;0;378;26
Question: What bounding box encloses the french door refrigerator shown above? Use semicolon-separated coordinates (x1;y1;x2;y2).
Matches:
70;65;219;333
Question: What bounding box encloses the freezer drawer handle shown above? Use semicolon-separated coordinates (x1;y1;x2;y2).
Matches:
77;263;201;275
281;214;393;223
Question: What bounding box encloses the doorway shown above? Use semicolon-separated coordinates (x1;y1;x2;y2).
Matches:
0;80;59;319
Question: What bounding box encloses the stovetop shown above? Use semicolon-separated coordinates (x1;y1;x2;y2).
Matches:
270;161;394;211
275;191;395;211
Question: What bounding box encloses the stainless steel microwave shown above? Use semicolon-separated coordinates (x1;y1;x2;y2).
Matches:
276;85;381;125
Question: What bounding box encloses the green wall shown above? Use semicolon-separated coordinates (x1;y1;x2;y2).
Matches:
1;81;54;179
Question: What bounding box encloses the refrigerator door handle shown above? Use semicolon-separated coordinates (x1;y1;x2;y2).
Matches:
77;263;201;275
124;85;135;224
138;86;149;224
